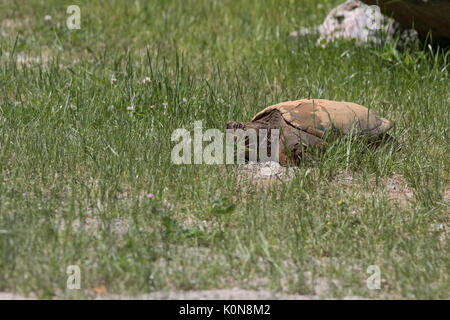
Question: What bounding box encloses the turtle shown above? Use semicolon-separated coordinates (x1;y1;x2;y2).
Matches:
226;98;398;165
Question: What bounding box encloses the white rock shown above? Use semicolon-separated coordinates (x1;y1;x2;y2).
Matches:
291;0;418;47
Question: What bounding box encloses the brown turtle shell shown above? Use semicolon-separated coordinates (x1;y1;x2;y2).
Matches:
251;99;393;138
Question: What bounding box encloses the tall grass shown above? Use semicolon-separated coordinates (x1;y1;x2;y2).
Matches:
0;0;448;298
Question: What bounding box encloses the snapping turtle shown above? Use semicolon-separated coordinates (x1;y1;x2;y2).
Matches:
226;98;397;165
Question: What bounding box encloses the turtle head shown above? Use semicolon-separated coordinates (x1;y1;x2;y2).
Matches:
226;121;247;130
226;121;265;131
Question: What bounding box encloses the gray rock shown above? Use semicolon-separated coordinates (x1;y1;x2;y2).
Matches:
290;0;418;47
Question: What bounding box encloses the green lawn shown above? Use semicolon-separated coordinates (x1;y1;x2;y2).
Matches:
0;0;448;299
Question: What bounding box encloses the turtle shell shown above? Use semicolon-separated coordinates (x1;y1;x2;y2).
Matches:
251;99;393;138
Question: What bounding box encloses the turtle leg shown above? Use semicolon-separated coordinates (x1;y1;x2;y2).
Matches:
279;130;302;165
278;127;325;165
225;120;270;163
226;111;285;164
370;133;402;152
227;110;325;165
275;113;324;165
384;134;402;152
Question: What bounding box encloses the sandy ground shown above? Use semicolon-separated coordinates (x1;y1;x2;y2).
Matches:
0;289;365;300
0;292;33;300
97;289;364;300
2;165;446;301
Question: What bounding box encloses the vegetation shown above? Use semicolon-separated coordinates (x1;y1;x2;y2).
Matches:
0;0;448;299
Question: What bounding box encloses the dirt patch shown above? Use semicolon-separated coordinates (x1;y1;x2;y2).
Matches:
98;288;313;300
384;174;416;205
95;288;364;300
1;18;29;36
237;163;416;206
1;51;51;67
56;216;131;237
0;292;33;300
16;53;49;66
0;289;364;300
237;161;299;187
444;186;450;204
331;170;414;206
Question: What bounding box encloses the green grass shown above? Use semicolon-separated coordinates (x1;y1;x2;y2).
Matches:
0;0;448;299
